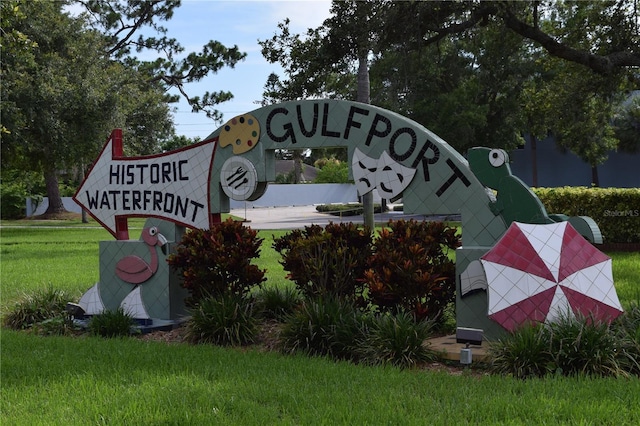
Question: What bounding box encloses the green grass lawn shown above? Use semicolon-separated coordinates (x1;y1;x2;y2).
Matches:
611;251;640;308
1;222;639;424
3;330;639;425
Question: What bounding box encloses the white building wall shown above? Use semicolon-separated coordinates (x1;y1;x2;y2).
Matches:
27;184;380;216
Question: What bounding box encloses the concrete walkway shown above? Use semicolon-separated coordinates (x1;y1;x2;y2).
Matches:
428;335;489;363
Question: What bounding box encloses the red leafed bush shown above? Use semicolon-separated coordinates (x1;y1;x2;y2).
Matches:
364;219;460;322
273;222;373;302
167;218;265;306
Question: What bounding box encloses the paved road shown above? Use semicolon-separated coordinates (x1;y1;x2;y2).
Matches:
1;205;457;231
229;205;456;230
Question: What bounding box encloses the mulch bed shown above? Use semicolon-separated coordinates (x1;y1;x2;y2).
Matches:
135;321;488;377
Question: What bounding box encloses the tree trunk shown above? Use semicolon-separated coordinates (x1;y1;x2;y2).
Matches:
293;150;303;183
43;165;66;215
357;51;370;105
591;165;600;187
357;51;375;231
530;134;538;187
80;163;89;223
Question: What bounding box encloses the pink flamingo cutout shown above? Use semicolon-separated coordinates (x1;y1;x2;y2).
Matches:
115;227;167;284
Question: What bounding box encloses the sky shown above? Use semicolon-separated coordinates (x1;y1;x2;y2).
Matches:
156;0;333;140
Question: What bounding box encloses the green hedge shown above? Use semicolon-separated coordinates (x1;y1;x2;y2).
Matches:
533;187;640;243
317;189;639;243
315;203;387;216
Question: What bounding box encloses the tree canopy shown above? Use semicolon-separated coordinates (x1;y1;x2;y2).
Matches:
1;0;246;215
381;1;639;78
260;0;639;164
79;0;246;122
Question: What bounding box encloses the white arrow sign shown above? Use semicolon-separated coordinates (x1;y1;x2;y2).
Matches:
73;133;216;237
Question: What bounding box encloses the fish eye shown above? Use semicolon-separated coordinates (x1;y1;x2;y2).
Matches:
489;149;507;167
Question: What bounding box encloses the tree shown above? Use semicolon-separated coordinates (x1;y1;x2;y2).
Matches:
502;2;638;184
257;72;308;184
159;134;202;153
79;0;247;122
260;0;384;228
383;1;639;78
370;22;528;153
380;0;639;164
324;0;386;228
613;95;640;153
1;0;246;216
2;0;121;215
259;20;355;101
525;57;621;165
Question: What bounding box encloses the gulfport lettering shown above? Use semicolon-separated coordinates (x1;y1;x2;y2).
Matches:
264;101;472;197
85;189;204;222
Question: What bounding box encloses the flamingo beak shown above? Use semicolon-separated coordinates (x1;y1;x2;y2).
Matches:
157;233;168;255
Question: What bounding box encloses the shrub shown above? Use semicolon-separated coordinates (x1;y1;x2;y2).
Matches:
533;187;640;243
490;314;636;379
357;311;436;369
3;287;70;330
280;299;436;368
489;322;554;379
0;181;28;219
438;302;458;335
185;293;259;346
167;218;266;306
275;168;297;184
88;308;136;338
32;316;79;336
547;313;626;377
256;286;302;321
279;296;363;360
273;223;373;302
313;160;349;183
614;303;640;346
363;219;460;323
0;170;45;219
613;304;640;375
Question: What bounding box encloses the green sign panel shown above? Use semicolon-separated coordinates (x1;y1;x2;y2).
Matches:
207;100;507;247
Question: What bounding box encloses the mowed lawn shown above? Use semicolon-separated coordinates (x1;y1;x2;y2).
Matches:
1;221;639;424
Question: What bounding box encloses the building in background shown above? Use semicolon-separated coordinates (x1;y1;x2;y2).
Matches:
510;136;639;188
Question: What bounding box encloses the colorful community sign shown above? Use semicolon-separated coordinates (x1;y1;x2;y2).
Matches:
74;99;613;340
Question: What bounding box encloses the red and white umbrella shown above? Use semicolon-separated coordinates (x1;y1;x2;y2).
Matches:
481;222;622;332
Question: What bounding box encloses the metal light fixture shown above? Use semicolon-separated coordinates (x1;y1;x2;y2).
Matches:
456;327;483;365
